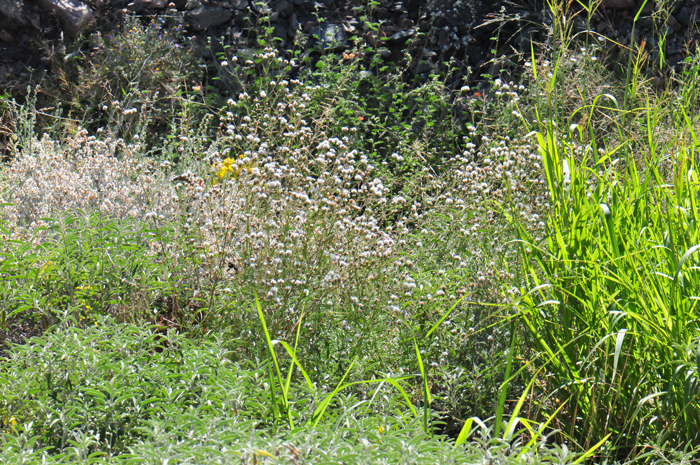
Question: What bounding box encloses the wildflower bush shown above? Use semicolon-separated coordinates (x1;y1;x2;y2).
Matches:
0;35;543;460
2;53;529;381
42;16;200;143
1;131;176;228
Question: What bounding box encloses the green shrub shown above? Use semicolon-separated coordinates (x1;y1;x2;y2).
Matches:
45;16;201;143
0;316;583;464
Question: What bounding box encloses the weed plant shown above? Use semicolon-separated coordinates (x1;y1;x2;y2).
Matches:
38;16;202;145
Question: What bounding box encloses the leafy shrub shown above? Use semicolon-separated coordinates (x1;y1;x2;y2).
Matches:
45;16;201;142
0;317;583;464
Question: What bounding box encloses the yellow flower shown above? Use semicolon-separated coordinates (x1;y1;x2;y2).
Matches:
215;157;237;180
214;156;255;183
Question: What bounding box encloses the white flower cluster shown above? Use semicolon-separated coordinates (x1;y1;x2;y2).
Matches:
170;130;399;318
1;130;177;234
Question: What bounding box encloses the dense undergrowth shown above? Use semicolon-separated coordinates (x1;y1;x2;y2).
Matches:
2;1;700;463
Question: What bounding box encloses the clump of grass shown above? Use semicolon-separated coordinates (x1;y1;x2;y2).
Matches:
494;2;700;460
511;108;700;459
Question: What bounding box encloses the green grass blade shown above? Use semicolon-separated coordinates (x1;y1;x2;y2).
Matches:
384;377;419;419
455;417;488;447
276;340;314;391
284;311;307;396
495;320;517;439
310;358;357;427
675;245;700;284
572;433;611;464
520;400;568;456
454;417;474;447
413;336;432;434
255;295;288;421
612;328;627;384
425;297;464;338
503;375;536;441
310;374;416;427
530;41;538;81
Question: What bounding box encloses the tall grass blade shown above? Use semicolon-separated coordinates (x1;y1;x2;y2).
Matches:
494;320;517;439
255;295;289;425
413;336;432;434
310;358;356;427
454;417;488;447
309;373;417;428
520;401;568;456
503;375;536;441
425;297;464;338
612;329;627;384
276;340;314;391
284;311;311;397
454;418;474;447
675;245;700;284
572;433;611;464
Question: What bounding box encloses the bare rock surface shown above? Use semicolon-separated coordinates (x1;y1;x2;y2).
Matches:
186;5;232;30
602;0;635;9
0;0;32;26
2;0;700;96
37;0;94;37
